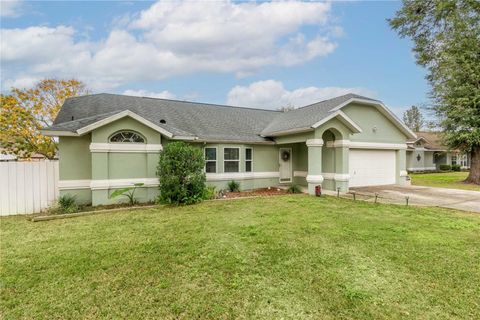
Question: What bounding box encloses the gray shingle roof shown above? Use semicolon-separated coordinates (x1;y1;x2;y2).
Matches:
261;94;377;135
46;93;380;143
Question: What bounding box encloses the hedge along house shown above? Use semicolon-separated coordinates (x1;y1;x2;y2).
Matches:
406;131;471;172
42;93;416;206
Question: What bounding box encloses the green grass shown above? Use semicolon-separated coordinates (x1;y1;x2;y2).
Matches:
1;196;479;319
411;171;480;191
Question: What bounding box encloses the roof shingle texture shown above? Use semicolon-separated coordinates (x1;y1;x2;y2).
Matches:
48;93;378;142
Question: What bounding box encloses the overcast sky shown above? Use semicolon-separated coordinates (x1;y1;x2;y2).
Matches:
1;0;430;117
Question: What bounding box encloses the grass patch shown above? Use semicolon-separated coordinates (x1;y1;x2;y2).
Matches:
411;171;480;191
1;196;479;319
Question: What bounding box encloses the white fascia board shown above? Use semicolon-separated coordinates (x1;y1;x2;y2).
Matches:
206;172;279;181
329;98;417;139
40;130;79;137
261;127;313;137
58;180;91;190
171;135;198;141
311;111;362;134
349;141;407;150
59;178;160;190
293;171;308;177
412;136;431;144
90;143;163;153
76;110;174;138
195;139;275;145
90;178;159;190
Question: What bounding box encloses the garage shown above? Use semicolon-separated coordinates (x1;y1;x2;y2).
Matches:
349;149;396;187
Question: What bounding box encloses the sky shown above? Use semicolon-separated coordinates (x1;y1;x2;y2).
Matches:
0;0;430;117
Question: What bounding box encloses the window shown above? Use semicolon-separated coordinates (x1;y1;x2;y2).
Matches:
205;148;217;173
245;148;253;172
109;131;145;143
460;154;468;167
451;155;457;165
224;148;240;172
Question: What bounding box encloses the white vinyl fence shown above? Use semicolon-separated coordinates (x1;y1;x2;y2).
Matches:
0;160;59;216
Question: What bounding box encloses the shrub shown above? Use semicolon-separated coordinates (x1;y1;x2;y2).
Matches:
57;194;78;214
203;186;217;200
157;141;206;205
287;185;302;194
227;180;240;192
109;183;144;205
451;164;461;171
439;164;452;171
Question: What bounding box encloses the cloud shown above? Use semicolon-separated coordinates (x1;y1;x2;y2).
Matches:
1;0;341;91
227;80;375;109
122;89;176;100
1;0;23;17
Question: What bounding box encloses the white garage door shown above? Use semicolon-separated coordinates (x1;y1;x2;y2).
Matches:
349;149;396;187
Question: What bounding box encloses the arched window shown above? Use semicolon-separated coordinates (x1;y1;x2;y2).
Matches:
109;131;145;143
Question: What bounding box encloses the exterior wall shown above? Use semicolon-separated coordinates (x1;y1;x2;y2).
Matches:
342;103;406;143
58;135;92;204
200;143;281;191
58;117;163;206
407;150;436;171
89;118;161;205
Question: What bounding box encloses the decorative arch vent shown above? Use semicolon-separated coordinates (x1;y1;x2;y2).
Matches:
109;131;145;143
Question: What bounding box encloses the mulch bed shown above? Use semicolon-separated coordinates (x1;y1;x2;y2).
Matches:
221;187;288;199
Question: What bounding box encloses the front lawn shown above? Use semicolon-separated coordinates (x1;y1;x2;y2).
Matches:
410;171;480;191
1;196;479;319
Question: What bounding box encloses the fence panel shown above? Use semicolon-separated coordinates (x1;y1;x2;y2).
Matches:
0;160;59;216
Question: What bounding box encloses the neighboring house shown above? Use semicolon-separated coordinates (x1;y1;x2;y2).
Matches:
0;148;50;161
42;93;416;206
406;131;470;172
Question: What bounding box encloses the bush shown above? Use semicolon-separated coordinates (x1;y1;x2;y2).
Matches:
157;141;206;205
56;194;78;214
287;185;302;194
227;180;240;192
203;186;217;200
439;164;452;171
451;164;461;171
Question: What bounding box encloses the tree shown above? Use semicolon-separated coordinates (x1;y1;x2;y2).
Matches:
157;142;206;205
277;103;296;112
390;0;480;184
403;105;424;131
0;79;89;159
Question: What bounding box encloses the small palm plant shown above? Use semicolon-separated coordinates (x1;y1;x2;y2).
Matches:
109;183;144;205
227;180;240;192
57;194;79;214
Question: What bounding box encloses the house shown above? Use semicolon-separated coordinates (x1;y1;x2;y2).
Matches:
0;148;51;161
406;131;470;172
42;93;416;206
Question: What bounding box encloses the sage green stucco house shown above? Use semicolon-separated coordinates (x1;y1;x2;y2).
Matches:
43;93;416;206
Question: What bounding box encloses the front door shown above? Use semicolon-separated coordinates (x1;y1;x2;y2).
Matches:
279;148;292;183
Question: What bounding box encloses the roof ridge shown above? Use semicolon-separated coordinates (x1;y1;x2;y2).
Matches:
78;92;282;113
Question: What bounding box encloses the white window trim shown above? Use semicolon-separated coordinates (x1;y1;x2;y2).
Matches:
245;147;253;172
206;172;279;181
223;147;240;173
109;130;146;143
204;146;218;173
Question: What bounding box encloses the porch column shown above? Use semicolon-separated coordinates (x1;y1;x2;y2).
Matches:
334;140;350;192
306;139;324;195
396;149;408;185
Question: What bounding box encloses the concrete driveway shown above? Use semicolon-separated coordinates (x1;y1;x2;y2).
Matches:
350;185;480;213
